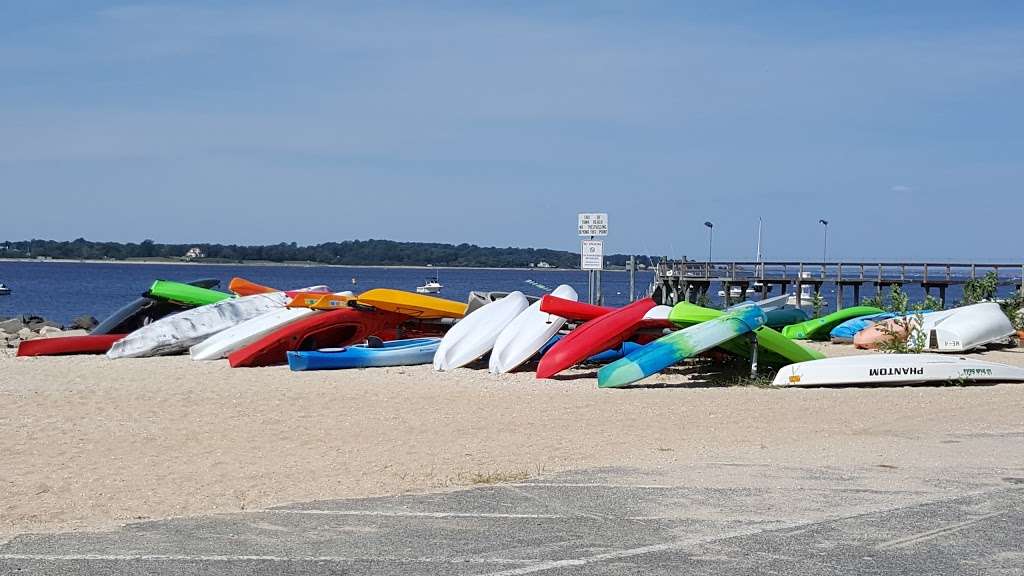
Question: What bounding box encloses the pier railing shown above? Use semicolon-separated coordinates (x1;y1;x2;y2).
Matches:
653;260;1024;308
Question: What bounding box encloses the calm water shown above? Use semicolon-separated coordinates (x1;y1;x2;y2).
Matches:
0;261;655;325
1;260;1018;325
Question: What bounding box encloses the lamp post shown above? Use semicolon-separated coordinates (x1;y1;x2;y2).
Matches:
819;219;829;262
704;221;714;263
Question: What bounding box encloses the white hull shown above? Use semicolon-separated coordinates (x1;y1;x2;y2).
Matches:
913;303;1014;352
643;305;672;321
751;293;791;312
107;292;288;358
434;291;529;371
773;354;1024;387
189;306;319;360
489;285;578;374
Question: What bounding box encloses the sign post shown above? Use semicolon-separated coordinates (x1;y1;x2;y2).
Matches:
578;213;608;304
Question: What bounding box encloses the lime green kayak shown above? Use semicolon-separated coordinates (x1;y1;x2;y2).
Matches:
669;302;824;366
780;306;885;340
147;280;233;307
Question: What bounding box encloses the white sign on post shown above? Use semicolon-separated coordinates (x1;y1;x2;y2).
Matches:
578;213;608;236
581;239;604;270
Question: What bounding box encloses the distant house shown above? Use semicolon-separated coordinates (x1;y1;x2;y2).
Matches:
184;247;205;261
535;261;554;268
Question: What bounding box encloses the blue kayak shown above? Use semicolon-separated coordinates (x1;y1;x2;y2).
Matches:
538;336;642;364
830;310;934;342
288;337;441;371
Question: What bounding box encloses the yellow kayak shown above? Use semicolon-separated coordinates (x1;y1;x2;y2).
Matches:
356;288;467;319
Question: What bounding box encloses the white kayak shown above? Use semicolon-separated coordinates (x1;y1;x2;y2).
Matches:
748;293;791;312
917;302;1015;352
107;291;290;359
489;284;578;374
643;305;672;322
189;306;320;361
434;291;529;371
773;354;1024;387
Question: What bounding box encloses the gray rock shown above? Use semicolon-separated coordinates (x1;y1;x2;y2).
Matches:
39;326;64;337
16;327;34;339
58;329;89;337
27;319;61;332
70;315;99;331
0;318;25;333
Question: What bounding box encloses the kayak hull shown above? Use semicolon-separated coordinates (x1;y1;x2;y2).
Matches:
921;303;1015;352
357;289;468;319
669;301;824;366
107;292;289;358
17;334;127;357
147;280;232;307
774;354;1024;387
537;298;658;379
489;285;578;374
288;338;441;370
781;306;885;340
598;305;767;388
190;307;320;361
92;278;220;335
433;292;529;371
228;308;411;367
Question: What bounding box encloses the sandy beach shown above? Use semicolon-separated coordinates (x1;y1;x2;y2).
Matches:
2;343;1023;541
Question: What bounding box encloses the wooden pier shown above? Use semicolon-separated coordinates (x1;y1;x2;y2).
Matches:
651;261;1024;308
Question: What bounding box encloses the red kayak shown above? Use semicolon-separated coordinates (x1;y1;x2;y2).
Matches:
541;295;674;330
228;307;411;368
539;295;612;321
536;298;658;379
16;334;127;357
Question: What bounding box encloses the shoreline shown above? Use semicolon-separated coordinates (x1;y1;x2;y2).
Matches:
0;257;641;273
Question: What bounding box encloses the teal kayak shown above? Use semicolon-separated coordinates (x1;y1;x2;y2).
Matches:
599;304;767;388
668;302;824;366
764;307;808;329
781;306;885;340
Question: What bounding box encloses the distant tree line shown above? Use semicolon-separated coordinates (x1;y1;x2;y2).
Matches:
0;238;653;269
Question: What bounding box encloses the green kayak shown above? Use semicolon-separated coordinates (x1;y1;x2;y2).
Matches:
780;306;885;340
669;302;824;366
147;280;233;307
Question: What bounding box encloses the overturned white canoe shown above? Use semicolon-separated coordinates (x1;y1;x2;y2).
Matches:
434;291;529;371
189;306;320;361
107;292;290;359
489;284;578;374
915;303;1015;352
773;354;1024;387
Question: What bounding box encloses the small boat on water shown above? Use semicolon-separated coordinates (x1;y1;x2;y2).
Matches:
416;270;443;294
0;283;10;295
416;280;443;294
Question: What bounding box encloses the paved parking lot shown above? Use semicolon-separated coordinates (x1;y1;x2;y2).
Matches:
2;464;1021;575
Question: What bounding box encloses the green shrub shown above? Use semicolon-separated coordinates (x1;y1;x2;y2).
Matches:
961;271;999;305
1001;290;1024;331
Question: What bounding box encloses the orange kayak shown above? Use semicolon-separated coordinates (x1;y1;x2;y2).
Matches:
853;317;910;349
229;277;279;296
286;292;356;310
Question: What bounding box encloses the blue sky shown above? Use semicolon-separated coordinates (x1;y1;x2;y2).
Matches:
2;1;1022;260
